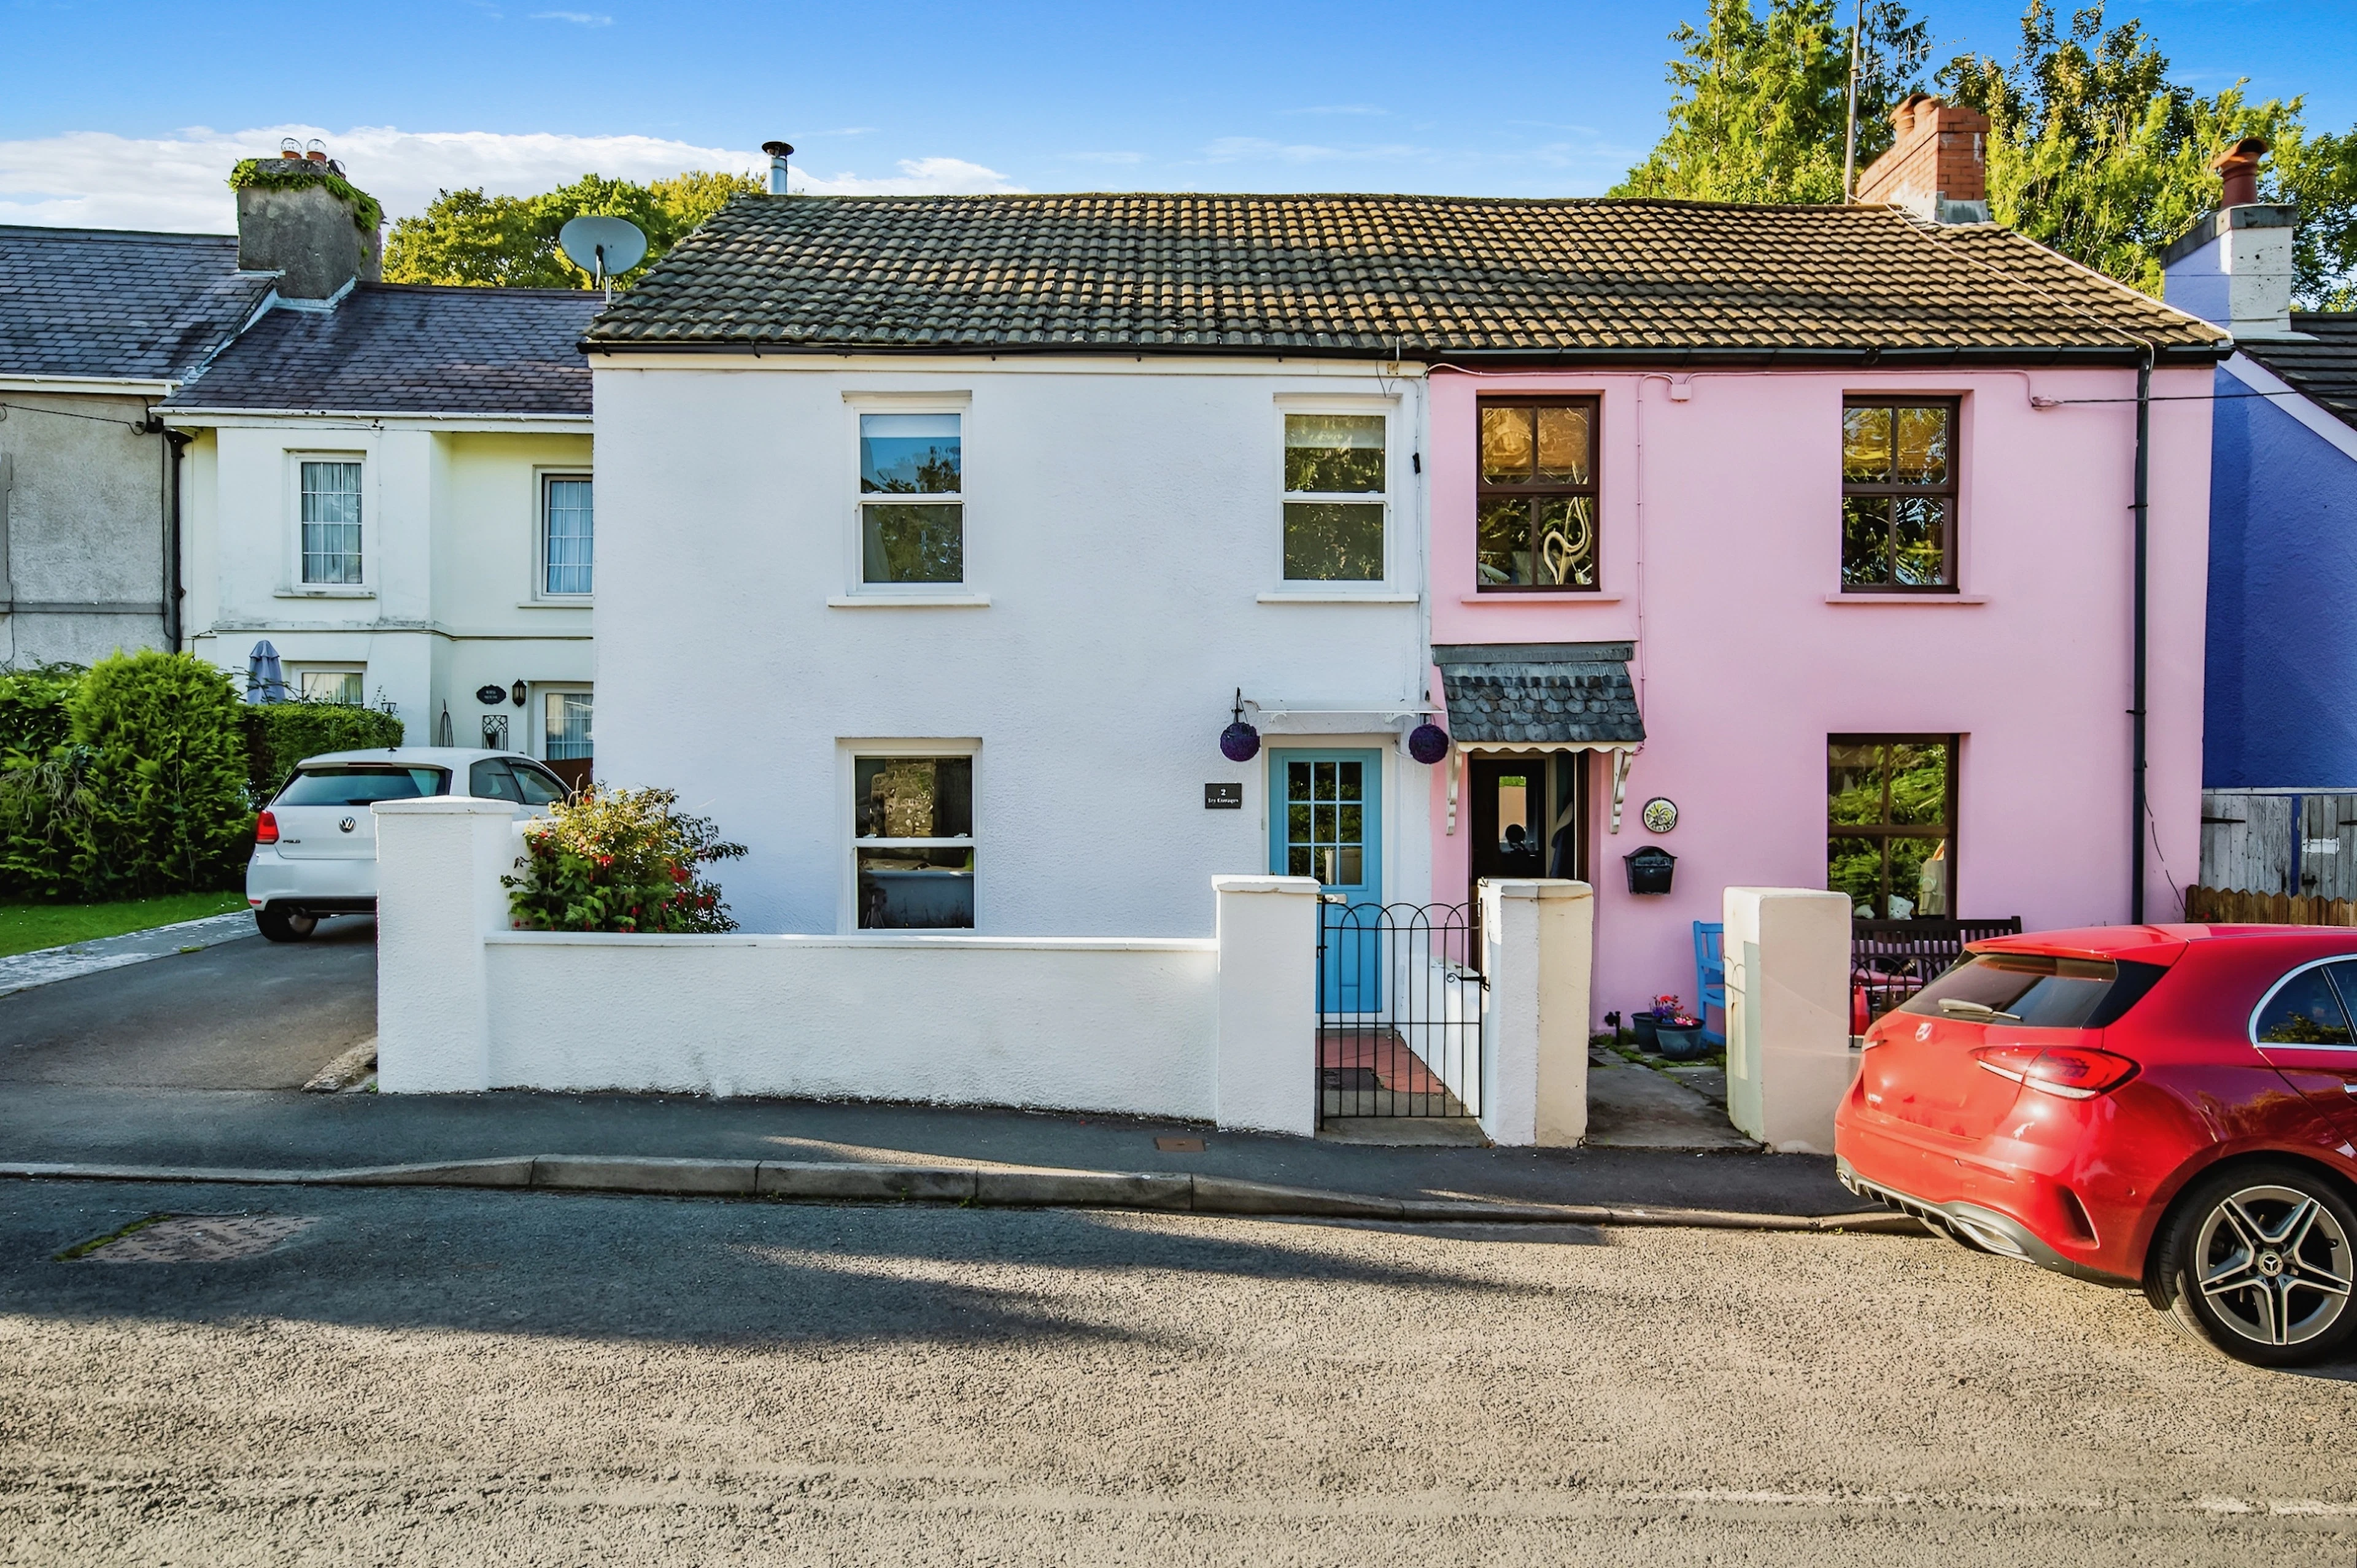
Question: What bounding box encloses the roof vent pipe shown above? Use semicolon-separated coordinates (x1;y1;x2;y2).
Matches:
762;141;794;196
2215;136;2267;207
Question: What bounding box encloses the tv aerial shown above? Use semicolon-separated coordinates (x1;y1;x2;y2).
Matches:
558;215;648;301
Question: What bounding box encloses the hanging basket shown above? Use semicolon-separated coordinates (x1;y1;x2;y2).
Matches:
1407;722;1449;765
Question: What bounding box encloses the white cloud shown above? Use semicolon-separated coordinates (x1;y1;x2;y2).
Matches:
1201;136;1426;166
1282;104;1389;117
0;126;1025;231
530;10;614;23
793;157;1024;197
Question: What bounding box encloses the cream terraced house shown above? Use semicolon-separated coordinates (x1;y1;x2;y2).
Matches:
165;282;603;786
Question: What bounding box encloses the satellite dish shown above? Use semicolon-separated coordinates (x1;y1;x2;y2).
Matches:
558;215;648;297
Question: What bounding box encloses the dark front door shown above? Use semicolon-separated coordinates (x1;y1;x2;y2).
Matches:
1468;757;1555;895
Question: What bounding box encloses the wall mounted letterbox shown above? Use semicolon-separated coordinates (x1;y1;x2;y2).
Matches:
1624;846;1676;895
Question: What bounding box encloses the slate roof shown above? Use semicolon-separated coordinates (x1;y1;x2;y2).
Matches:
1433;643;1646;747
585;193;2227;365
0;225;271;382
2240;314;2357;431
164;284;598;415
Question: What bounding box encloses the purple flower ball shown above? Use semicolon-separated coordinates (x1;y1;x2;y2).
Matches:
1407;722;1450;765
1220;721;1261;763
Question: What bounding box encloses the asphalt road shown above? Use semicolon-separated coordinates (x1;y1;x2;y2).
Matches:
0;916;374;1089
4;1180;2354;1566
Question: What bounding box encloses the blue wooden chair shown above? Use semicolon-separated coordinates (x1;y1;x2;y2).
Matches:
1692;921;1727;1048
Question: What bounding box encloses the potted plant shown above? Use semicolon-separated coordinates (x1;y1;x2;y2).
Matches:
1650;994;1708;1060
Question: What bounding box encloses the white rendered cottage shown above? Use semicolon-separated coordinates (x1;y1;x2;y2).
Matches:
587;196;1446;936
166;266;603;785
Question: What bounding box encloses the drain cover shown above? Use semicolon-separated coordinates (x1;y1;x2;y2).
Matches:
63;1214;317;1263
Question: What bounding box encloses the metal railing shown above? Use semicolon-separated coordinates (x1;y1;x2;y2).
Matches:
1850;916;2023;1024
1318;899;1485;1122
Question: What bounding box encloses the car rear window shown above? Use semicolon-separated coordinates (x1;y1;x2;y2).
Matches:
1902;951;2167;1029
274;766;449;806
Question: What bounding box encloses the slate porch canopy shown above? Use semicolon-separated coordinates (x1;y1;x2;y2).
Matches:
1433;642;1646;833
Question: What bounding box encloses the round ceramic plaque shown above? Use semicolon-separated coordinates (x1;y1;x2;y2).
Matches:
1641;797;1679;834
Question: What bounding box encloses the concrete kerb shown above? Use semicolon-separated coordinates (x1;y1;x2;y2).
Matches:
0;1154;1929;1235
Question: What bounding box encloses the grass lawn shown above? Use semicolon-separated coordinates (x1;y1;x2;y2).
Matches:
0;890;249;959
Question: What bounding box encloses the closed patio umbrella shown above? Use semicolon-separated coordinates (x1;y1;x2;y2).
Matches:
246;640;288;704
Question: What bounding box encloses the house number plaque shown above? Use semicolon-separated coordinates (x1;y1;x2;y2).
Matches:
474;684;506;706
1641;797;1679;834
1204;782;1243;809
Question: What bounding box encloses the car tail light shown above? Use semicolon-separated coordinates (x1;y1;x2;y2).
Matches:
1973;1043;2138;1100
255;810;279;845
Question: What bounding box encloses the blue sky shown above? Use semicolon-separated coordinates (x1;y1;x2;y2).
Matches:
1;0;2348;232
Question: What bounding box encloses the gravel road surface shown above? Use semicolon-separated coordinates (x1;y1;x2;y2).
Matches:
4;1180;2354;1565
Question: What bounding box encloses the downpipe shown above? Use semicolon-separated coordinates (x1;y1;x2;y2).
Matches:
2131;346;2151;924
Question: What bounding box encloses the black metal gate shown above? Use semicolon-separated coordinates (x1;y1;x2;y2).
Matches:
1318;898;1485;1123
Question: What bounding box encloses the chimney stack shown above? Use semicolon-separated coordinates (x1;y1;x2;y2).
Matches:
2161;137;2299;340
233;145;383;301
1854;93;1991;224
763;141;794;196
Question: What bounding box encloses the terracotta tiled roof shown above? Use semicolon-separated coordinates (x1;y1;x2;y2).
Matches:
2240;314;2357;431
586;193;2227;364
164;284;597;415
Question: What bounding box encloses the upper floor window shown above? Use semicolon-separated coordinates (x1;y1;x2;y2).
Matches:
300;460;363;585
860;413;962;584
1829;735;1956;919
1841;399;1956;590
543;475;593;595
1477;398;1598;591
1282;414;1385;581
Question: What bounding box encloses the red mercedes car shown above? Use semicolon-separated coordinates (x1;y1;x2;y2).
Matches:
1837;924;2357;1366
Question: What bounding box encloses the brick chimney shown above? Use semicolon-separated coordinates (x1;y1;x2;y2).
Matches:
233;149;383;302
1855;93;1991;225
2161;137;2298;340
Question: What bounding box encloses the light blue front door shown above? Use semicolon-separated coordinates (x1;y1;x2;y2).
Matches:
1271;750;1382;1011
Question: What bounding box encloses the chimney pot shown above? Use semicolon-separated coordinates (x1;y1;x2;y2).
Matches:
278;136;301;158
762;140;795;196
1857;96;1989;223
2213;136;2268;208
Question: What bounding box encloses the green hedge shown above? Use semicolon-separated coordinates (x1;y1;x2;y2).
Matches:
0;654;406;901
241;700;406;803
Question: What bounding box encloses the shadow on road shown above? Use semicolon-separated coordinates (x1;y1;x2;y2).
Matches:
0;1183;1559;1349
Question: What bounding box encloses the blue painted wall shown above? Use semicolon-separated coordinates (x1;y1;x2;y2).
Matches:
2204;367;2357;787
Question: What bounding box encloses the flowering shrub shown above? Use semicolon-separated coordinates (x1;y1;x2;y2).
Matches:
504;784;746;933
1650;993;1701;1028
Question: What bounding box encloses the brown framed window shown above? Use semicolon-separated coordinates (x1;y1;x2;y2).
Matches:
1829;735;1956;919
1477;397;1599;590
1841;398;1956;590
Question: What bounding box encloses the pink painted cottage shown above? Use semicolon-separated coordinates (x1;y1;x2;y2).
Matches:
1421;104;2227;1029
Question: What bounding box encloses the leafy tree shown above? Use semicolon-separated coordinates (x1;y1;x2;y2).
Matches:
1612;0;1933;204
1937;1;2356;303
382;169;761;289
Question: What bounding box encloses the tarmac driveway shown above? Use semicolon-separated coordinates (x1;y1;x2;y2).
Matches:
0;916;374;1090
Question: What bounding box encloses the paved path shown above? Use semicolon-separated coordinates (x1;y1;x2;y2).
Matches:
0;909;262;997
2;1179;2348;1565
0;916;374;1091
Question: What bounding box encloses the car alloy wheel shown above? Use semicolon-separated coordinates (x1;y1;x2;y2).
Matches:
2157;1165;2357;1366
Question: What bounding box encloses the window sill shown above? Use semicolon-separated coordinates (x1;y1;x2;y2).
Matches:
1256;589;1418;604
274;588;374;600
516;599;593;609
1458;593;1622;604
827;591;991;608
1823;593;1987;606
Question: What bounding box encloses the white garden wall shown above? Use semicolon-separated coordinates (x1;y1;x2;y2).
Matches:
484;933;1218;1116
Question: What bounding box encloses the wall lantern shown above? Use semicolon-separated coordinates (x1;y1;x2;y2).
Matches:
1219;689;1260;763
1407;722;1449;765
509;680;528;708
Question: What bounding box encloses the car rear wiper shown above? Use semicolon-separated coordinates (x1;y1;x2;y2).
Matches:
1937;997;2022;1022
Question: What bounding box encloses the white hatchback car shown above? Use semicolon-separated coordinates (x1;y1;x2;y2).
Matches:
246;747;571;941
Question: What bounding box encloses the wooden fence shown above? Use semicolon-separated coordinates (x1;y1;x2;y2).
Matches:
2200;792;2357;901
2184;884;2357;927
